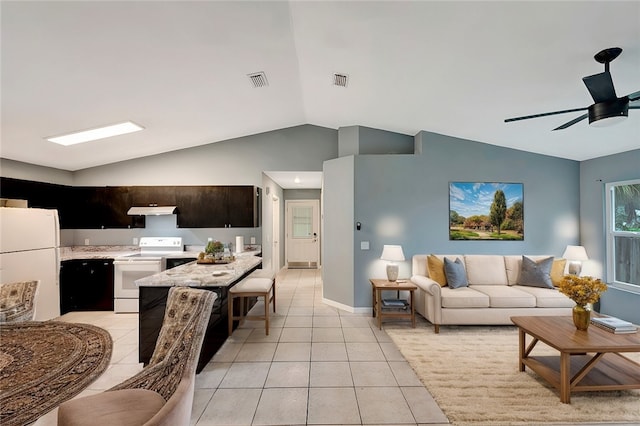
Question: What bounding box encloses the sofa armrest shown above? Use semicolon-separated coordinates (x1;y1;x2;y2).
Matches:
410;275;442;297
411;275;443;331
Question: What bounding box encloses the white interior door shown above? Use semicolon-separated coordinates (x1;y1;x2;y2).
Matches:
286;200;320;269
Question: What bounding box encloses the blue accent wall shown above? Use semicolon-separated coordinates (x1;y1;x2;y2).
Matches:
350;131;581;307
580;149;640;324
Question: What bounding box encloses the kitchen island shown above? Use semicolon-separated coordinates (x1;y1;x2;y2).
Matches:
135;253;262;373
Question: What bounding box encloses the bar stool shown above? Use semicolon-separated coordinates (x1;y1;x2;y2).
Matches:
228;272;276;335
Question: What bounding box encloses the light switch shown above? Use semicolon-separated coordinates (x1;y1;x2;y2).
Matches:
361;241;369;250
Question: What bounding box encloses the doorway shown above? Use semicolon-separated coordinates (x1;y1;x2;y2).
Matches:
272;195;280;272
285;200;320;269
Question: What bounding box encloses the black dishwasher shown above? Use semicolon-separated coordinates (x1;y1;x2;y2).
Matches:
60;259;114;314
165;257;197;270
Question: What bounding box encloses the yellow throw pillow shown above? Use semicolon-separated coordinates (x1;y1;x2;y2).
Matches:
551;259;567;286
427;255;447;287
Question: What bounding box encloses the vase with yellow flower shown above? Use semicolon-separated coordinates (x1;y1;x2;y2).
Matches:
558;275;608;331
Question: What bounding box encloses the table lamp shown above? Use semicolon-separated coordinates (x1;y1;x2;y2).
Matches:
562;245;589;275
381;245;405;282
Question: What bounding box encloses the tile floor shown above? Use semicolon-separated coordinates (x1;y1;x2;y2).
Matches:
34;268;449;425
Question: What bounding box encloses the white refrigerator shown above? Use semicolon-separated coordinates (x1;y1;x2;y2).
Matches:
0;207;61;320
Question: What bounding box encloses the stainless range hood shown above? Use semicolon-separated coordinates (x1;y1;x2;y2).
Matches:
127;206;177;216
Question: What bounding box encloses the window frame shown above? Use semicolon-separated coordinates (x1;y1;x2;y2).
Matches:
605;178;640;292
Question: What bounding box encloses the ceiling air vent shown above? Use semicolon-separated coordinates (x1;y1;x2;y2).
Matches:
333;73;348;87
248;72;268;88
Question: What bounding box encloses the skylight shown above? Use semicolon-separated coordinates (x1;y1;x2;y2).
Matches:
46;121;144;146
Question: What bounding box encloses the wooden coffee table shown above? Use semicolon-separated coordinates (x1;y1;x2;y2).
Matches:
511;316;640;403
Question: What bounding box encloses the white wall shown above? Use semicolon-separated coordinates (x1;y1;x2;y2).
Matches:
0;158;73;185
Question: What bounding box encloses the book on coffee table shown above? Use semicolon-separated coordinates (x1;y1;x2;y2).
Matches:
591;316;638;334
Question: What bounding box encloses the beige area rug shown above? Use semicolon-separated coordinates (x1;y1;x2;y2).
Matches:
385;321;640;425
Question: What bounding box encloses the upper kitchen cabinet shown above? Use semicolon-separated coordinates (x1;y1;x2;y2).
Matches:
69;187;140;229
176;186;260;228
0;177;75;228
70;186;106;229
105;187;145;229
129;186;176;208
69;186;143;229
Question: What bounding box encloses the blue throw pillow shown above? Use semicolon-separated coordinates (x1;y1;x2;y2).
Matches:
444;257;468;289
519;256;554;289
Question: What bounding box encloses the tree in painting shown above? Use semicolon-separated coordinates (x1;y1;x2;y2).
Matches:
490;190;507;235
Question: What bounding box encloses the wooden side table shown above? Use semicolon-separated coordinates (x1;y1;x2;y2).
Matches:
369;278;417;330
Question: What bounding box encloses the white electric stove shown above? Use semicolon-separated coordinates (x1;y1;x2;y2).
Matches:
113;237;183;313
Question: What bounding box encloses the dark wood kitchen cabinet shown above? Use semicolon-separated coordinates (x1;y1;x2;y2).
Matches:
176;186;260;228
70;187;143;229
104;186;144;228
129;186;176;208
70;187;107;229
1;178;260;229
0;177;75;228
60;259;114;314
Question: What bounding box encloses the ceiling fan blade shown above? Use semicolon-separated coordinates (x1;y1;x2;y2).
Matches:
627;90;640;101
582;71;616;103
505;107;588;123
552;114;589;131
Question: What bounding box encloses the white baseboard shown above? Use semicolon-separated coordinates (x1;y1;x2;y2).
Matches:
322;297;370;314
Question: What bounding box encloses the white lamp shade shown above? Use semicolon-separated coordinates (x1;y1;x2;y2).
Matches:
381;245;405;262
562;245;589;261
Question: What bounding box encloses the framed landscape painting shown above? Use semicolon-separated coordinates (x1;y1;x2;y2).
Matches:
449;182;524;240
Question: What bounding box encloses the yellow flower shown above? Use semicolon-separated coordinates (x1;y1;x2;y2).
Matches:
558;275;607;306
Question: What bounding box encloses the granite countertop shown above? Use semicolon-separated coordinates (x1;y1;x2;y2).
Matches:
135;253;262;288
60;246;139;261
59;245;261;262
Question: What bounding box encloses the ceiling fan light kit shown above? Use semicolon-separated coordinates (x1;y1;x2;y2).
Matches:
588;98;628;127
505;47;639;130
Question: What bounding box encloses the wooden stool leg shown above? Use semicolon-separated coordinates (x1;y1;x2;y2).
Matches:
264;292;269;335
228;294;234;335
272;281;276;312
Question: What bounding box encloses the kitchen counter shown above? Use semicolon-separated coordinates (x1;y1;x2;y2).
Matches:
60;245;261;262
60;246;139;261
136;252;263;372
135;252;262;287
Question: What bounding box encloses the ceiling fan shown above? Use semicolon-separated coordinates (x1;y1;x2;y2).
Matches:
505;47;640;130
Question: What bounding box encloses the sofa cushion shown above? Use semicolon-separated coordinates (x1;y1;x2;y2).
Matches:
471;285;536;308
427;255;447;286
504;255;554;285
464;255;508;285
441;287;490;308
444;257;468;288
515;285;575;308
551;259;567;286
518;256;554;289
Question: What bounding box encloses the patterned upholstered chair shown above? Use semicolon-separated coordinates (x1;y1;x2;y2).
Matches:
58;287;215;426
0;280;39;323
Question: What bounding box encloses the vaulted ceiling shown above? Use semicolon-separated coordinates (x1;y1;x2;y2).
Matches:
1;1;639;172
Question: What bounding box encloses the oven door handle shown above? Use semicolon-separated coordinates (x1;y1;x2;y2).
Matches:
114;260;163;266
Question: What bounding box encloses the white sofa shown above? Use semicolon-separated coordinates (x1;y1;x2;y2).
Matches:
410;254;575;333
